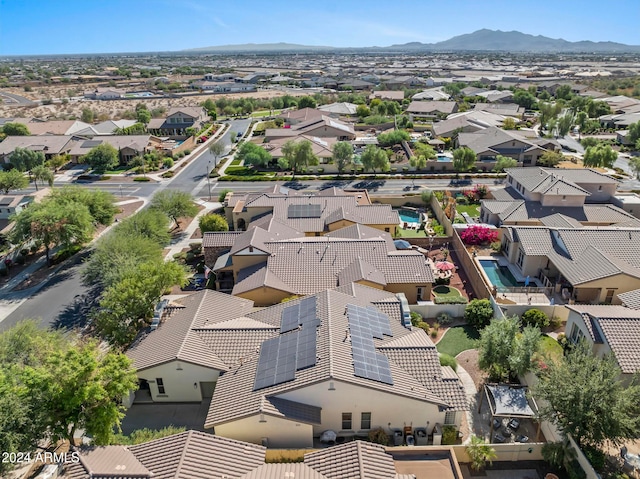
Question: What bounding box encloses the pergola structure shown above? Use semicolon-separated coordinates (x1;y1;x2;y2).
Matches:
478;383;541;441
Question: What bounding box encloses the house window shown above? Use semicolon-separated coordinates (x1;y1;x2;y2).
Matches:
523;155;532;165
503;238;511;255
341;413;352;430
598;185;603;191
562;195;566;201
384;227;390;233
444;411;456;425
417;287;425;301
156;378;165;394
516;249;525;269
604;289;616;304
569;323;584;344
361;412;371;430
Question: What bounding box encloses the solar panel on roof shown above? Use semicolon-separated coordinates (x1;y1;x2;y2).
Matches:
0;197;12;206
347;304;394;385
296;324;317;370
287;203;322;218
280;296;319;333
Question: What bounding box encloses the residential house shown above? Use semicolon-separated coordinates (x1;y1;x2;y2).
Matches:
405;101;458;121
0;195;33;219
13;119;93;136
73;119;137;137
277;107;325;126
382;76;426;89
264;135;336;164
411;88;451;101
0;135;74;162
236;72;274;83
318;102;358;116
565;304;640;380
83;87;125;100
457;126;559;166
370;90;405;102
61;430;463;478
501;226;640;304
265;115;355;142
203;72;237;81
147;106;207;138
68;135;161;164
432;110;511;138
191;80;256;93
474;103;525;118
337;78;375;90
206;285;466;447
60;430;266;478
479;167;638;227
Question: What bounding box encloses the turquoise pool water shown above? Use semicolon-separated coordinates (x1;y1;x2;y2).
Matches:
399;209;420;223
479;260;523;288
437;155;452;162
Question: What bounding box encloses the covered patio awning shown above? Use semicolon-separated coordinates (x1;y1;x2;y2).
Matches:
485;384;537;418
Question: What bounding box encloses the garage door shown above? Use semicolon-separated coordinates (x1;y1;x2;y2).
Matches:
200;381;216;399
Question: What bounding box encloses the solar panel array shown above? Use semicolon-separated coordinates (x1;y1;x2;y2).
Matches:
254;297;320;391
287;203;322;219
347;304;394;385
280;296;319;333
0;197;13;206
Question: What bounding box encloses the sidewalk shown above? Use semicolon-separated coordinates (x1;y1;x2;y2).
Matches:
163;199;222;261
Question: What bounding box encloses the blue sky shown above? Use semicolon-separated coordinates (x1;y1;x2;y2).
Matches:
1;0;639;55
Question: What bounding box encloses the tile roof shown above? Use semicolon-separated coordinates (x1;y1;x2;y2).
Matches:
202;231;243;248
129;430;266;479
508;226;640;285
505;167;618;190
325;223;396;249
618;289;640;309
458;127;545;155
126;290;256;372
338;258;387;286
567;305;640;374
232;191;398;233
539;213;584;229
74;446;150;478
496;201;639;226
406;101;457;115
0;134;74;156
232;237;432;297
206;289;461;428
241;464;329;479
304;441;397;479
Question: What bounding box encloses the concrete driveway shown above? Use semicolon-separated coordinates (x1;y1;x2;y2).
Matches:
120;401;211;434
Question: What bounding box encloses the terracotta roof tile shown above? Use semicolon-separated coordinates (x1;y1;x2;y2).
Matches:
304;441;396;479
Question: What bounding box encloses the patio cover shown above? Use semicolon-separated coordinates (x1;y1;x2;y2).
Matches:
486;384;536;417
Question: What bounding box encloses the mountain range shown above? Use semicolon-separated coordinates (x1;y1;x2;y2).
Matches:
185;29;640;53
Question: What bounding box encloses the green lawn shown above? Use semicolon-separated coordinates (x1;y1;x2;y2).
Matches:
433;285;464;301
99;166;131;175
396;227;428;238
436;325;480;357
539;335;563;362
455;204;481;217
250;109;285;118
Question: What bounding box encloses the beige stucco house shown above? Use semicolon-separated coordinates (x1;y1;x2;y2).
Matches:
206;285;467;448
501;226;640;304
565;303;640;381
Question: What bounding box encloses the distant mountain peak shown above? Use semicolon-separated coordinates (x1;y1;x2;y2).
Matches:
185;29;640;53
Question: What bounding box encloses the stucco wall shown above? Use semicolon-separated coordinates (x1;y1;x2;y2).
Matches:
277;380;450;438
540;194;586;207
237;286;292;306
214;414;314;448
138;361;220;402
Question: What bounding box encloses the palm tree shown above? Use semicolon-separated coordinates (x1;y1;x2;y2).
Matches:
466;435;497;472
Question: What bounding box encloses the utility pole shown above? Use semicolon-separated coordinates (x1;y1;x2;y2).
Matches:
207;160;212;201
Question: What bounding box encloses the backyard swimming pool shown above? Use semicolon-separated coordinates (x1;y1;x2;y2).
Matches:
479;259;524;289
398;209;421;224
436;155;452;162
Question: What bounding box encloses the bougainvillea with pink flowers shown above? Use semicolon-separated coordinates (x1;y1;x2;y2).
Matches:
460;225;498;245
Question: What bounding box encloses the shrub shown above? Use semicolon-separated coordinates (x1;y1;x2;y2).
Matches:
439;353;458;371
15;255;25;265
410;311;423;326
521;308;550;328
163;158;174;168
368;428;389;445
161;170;175;178
437;312;452;325
490;241;502;252
460;225;498;245
218;189;231;203
464;299;494;329
184;149;192;155
434;296;468;304
416;322;430;334
133;176;151;182
582;445;606;473
441;425;458;445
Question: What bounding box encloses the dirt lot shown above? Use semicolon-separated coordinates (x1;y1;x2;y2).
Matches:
0;82;310;119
